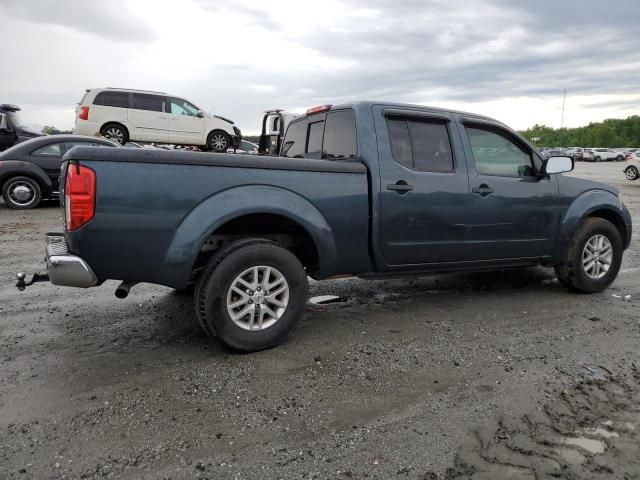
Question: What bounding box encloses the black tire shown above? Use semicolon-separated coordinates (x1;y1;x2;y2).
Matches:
100;123;128;145
625;166;639;181
554;217;623;293
207;130;230;153
616;155;624;162
2;176;42;209
594;156;601;162
195;240;308;352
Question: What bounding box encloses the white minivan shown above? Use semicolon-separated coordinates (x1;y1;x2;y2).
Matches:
74;88;241;152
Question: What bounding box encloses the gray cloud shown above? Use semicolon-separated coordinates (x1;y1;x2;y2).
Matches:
0;0;156;42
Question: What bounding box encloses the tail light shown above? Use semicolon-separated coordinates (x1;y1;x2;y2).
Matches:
79;106;89;120
65;165;96;231
306;104;332;115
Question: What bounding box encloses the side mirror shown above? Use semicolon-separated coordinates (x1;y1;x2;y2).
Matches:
197;110;205;118
0;113;7;131
543;156;573;175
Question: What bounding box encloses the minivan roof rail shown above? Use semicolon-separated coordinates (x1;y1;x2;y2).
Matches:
105;87;168;95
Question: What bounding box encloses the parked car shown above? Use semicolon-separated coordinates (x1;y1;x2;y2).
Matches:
591;148;625;162
228;140;259;154
542;149;567;159
0;104;43;151
566;147;584;161
74;88;242;152
623;154;640;181
582;149;595;161
21;101;631;352
0;135;118;209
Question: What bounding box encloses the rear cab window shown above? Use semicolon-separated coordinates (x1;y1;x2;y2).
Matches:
282;109;357;160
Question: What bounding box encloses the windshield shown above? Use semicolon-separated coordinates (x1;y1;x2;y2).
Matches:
6;110;25;128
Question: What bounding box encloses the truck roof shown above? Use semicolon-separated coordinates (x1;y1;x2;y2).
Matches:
1;104;21;112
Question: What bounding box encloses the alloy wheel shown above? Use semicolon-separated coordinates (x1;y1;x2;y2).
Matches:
582;234;613;280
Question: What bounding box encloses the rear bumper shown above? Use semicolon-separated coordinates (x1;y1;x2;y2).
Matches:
46;233;98;288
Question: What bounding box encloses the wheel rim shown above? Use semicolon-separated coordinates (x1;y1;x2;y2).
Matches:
211;134;227;151
582;234;613;280
105;127;124;144
8;181;36;207
626;167;638;180
226;266;289;331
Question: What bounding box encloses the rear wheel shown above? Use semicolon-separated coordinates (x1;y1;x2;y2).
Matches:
594;156;601;162
555;217;622;293
195;240;308;351
625;166;639;181
207;130;230;153
100;123;128;145
2;176;42;209
616;155;624;162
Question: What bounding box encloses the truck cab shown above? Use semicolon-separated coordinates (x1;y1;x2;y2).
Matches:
0;104;43;151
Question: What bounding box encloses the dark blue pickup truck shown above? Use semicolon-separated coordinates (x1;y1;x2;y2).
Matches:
24;101;632;352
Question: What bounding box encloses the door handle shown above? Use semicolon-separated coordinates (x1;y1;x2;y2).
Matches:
472;184;494;197
387;181;413;194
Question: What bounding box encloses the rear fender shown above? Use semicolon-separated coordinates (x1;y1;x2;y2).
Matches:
163;185;337;288
0;160;53;193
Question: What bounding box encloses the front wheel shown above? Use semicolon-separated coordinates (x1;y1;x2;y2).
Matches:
2;176;42;209
616;155;624;162
594;156;601;162
196;241;308;352
207;131;230;153
625;166;639;181
100;123;128;145
554;217;623;293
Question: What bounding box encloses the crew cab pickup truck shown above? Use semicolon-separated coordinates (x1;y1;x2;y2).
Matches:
22;102;632;352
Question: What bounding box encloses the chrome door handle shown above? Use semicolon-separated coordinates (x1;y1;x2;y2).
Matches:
387;181;413;194
472;184;494;197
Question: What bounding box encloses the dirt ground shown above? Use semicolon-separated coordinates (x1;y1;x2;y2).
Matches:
1;161;639;479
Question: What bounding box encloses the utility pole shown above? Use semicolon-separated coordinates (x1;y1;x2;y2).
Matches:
560;88;566;129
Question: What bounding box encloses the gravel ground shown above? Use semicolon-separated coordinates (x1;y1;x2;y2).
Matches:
0;161;639;479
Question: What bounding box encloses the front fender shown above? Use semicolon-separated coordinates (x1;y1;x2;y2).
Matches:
162;185;337;288
0;160;53;193
553;189;631;262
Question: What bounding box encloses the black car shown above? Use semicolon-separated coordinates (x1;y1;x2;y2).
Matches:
0;135;118;209
0;104;43;151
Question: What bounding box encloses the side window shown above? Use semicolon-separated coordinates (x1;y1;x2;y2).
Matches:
323;110;357;159
466;126;534;177
170;98;199;116
132;94;165;113
32;143;63;157
93;91;129;108
282;119;307;158
386;117;454;172
306;121;324;156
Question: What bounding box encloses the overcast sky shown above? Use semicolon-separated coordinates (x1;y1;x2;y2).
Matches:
1;0;638;134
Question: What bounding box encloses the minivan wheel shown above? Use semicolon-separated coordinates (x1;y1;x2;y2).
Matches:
196;240;308;352
625;166;639;181
2;176;42;209
207;131;230;153
554;217;622;293
100;123;128;145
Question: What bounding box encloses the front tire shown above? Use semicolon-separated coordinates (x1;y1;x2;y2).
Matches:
196;241;308;352
616;155;624;162
207;130;230;153
625;166;639;181
594;156;601;162
554;217;623;293
2;176;42;209
100;123;128;145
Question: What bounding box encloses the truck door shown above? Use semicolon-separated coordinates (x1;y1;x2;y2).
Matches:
374;106;472;265
458;118;559;260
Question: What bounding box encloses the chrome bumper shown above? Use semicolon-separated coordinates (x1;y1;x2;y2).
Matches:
46;233;98;288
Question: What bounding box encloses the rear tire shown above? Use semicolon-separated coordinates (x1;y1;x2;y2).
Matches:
100;123;128;145
616;155;624;162
594;156;601;162
2;176;42;209
554;217;622;293
195;240;308;351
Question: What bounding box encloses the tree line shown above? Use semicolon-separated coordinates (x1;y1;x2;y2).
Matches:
519;115;640;148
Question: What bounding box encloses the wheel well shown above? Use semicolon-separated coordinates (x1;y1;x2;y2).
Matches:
100;122;129;137
194;213;320;275
0;173;48;195
588;209;627;246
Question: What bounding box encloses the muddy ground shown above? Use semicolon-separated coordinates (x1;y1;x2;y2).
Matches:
0;161;639;479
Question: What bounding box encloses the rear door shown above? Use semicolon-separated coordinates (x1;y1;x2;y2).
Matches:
374;105;471;265
167;97;205;145
129;93;169;143
459;118;559;260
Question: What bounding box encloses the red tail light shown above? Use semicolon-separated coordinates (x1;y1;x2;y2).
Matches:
79;106;89;120
306;104;332;115
65;165;96;231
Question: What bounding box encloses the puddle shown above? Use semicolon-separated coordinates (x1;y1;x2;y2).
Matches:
561;436;606;454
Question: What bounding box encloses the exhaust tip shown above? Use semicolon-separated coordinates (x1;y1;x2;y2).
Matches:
115;287;129;299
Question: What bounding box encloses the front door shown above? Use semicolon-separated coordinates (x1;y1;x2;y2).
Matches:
375;106;472;266
459;120;559;260
167;97;205;145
